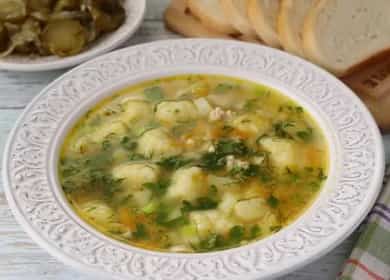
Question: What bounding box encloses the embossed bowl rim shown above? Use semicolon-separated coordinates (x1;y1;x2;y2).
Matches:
2;39;385;280
0;0;146;72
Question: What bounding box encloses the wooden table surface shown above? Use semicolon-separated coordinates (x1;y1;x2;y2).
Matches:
1;1;389;279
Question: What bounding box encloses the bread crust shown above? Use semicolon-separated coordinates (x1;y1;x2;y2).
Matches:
164;0;231;39
340;48;390;78
303;0;390;77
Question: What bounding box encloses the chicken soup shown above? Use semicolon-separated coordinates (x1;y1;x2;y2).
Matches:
59;75;328;253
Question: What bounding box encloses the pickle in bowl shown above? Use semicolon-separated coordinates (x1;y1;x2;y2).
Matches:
0;0;126;58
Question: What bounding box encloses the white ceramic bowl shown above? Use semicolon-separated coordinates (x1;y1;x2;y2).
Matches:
0;0;146;72
3;39;385;280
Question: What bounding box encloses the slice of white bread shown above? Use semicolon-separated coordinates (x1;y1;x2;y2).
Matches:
303;0;390;77
219;0;257;38
187;0;237;35
248;0;281;48
164;0;231;38
277;0;314;56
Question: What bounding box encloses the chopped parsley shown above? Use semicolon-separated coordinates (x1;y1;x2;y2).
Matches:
215;139;249;156
199;152;227;171
278;104;304;114
121;136;137;150
144;86;164;102
157;156;193;170
209;184;218;196
230;164;260;180
267;195;279;208
143;181;170;196
229;225;245;242
154;205;189;228
296;127;313;142
318;168;327;181
60;153;122;198
200;139;250;171
285;167;300;183
214;83;235;93
244;99;259;111
181;197;218;212
250;225;261;238
273;121;294;139
102;139;112;150
143;181;169;196
133;223;149;239
257;166;273;183
198;234;224;251
270;225;282;232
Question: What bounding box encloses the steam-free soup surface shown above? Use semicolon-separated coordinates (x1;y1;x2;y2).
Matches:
59;75;328;253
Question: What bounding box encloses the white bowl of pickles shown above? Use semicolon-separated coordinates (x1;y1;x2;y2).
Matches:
0;0;145;71
3;39;385;279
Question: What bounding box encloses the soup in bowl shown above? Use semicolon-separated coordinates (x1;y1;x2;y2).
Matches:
58;74;328;253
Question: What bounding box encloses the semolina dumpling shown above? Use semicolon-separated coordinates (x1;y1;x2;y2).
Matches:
112;163;160;190
231;113;271;137
92;121;127;142
80;200;115;224
137;128;181;159
121;100;153;124
259;137;301;170
234;198;270;222
166;167;208;202
155;100;198;124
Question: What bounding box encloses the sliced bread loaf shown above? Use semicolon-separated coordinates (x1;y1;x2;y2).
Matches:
187;0;237;34
277;0;314;56
219;0;257;38
164;0;231;38
303;0;390;76
248;0;281;48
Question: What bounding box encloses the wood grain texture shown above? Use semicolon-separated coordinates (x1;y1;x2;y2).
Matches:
0;1;388;279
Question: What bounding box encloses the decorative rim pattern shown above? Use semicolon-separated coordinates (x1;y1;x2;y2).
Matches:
2;39;384;280
0;0;146;72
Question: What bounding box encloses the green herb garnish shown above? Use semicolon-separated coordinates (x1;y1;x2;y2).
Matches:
143;181;170;196
197;234;226;251
230;164;260;181
214;83;235;93
157;156;193;170
133;223;149;239
267;195;279;208
102;139;111;150
250;225;261;238
273;121;294;139
181;197;218;212
296;127;313;142
144;86;164;102
229;225;245;242
121;136;137;150
200;139;250;171
270;225;282;232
